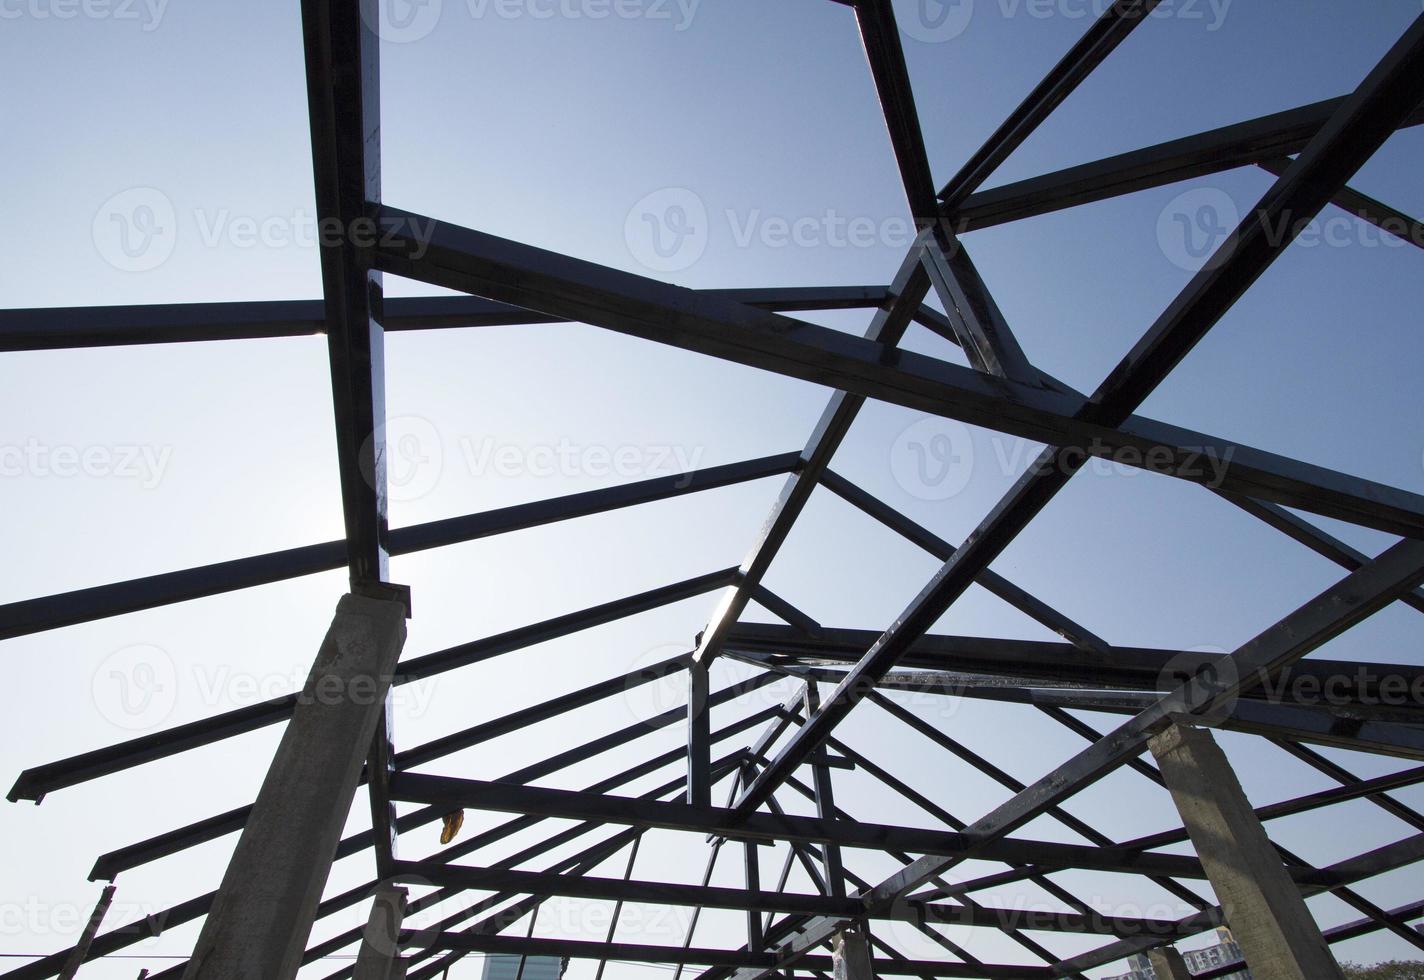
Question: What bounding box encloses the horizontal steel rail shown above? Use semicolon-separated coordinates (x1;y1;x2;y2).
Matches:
0;453;791;640
0;287;890;351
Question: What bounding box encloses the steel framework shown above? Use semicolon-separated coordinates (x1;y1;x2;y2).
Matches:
5;1;1424;978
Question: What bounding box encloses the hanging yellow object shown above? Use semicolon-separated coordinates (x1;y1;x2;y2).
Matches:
439;809;465;845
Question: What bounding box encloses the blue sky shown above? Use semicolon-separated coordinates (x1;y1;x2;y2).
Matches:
2;1;1424;977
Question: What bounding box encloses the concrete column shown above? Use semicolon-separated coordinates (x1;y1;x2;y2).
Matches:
353;884;408;980
1148;722;1343;980
1146;947;1192;980
184;587;409;980
831;923;872;980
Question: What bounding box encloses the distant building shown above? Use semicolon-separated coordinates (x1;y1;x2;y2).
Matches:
480;954;568;980
1104;952;1153;980
1104;953;1142;980
1102;929;1251;980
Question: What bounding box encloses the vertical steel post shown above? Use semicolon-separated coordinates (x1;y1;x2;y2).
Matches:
803;682;845;898
687;662;711;805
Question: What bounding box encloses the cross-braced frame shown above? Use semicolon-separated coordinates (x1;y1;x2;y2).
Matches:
5;2;1424;978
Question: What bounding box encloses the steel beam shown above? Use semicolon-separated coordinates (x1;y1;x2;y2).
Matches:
0;453;789;641
785;734;1110;925
803;684;844;898
592;834;642;980
853;0;937;220
720;623;1424;706
683;240;932;801
915;682;1424;758
1271;740;1424;833
367;691;399;879
303;0;387;587
1053;832;1424;972
387;772;1255;881
88;666;780;880
1041;710;1424;960
938;0;1159;208
383;757;749;980
751;586;823;638
739;766;766;952
688;250;929;677
390;452;796;555
1217;492;1424;615
764;762;1105;973
403;932;1052;978
721;535;1424;980
819;470;1108;652
10;567;736;801
87;737;758;980
952;99;1424;232
919;223;1035;381
871;537;1424;897
1256;157;1424;251
0;288;891;352
687;661;713;804
734;653;1424;762
372;206;1424;539
11;1;1424;976
732;21;1424;821
865;692;1209;913
1324;899;1424;945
